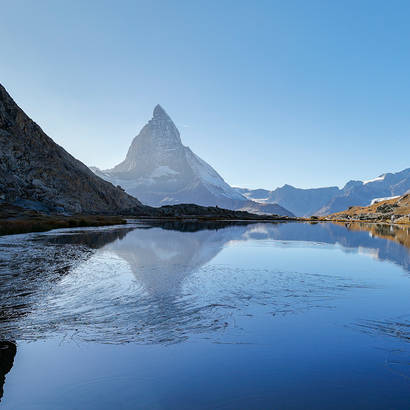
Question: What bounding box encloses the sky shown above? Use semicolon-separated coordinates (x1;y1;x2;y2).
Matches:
1;0;410;190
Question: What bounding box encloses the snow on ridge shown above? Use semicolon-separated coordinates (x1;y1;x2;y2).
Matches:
370;195;400;205
184;148;245;200
363;175;385;185
242;192;270;203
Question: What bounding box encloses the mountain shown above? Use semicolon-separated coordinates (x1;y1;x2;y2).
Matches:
237;185;339;217
0;84;143;214
316;168;410;215
236;168;410;217
91;105;294;216
325;193;410;225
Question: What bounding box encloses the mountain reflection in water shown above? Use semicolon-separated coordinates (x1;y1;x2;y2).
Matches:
0;221;408;346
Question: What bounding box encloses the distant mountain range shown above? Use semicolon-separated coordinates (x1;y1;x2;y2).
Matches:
91;105;294;216
0;84;143;214
236;167;410;216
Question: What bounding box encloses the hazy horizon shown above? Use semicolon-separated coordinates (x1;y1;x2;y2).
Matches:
2;0;410;190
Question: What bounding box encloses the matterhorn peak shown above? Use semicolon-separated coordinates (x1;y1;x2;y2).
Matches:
93;103;292;216
153;104;170;119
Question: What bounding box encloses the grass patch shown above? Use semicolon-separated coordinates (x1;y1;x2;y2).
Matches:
0;215;126;236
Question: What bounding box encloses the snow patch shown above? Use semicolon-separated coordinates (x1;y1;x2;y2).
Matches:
151;166;179;178
370;196;400;205
363;175;385;185
185;148;245;200
242;192;270;203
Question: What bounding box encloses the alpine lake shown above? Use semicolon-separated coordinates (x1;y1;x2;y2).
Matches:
0;220;409;409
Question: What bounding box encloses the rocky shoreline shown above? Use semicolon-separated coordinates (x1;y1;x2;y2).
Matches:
316;194;410;225
2;209;409;237
0;202;299;236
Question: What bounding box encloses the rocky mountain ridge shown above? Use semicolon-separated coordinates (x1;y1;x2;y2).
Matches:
236;168;410;217
0;83;144;214
323;193;410;225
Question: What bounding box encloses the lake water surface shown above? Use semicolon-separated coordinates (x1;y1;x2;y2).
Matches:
0;221;409;409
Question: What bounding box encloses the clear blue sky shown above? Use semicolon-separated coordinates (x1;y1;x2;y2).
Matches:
1;0;409;189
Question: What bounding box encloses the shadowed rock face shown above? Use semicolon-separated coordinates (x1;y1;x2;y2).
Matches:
0;84;143;214
0;341;16;402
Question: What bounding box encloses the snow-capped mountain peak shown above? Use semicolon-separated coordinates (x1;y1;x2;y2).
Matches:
89;105;293;216
91;105;243;205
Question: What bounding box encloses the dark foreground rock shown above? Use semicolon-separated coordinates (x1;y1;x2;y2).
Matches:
0;341;16;402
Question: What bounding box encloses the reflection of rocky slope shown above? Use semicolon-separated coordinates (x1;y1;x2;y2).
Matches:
91;106;293;216
141;220;255;232
0;227;135;333
240;222;410;271
43;227;135;248
0;84;143;214
344;222;410;249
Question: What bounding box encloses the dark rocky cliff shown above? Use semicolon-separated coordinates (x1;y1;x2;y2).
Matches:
0;84;143;214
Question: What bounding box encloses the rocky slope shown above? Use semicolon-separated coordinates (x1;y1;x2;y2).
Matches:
91;105;293;216
316;168;410;215
324;194;410;224
0;84;144;214
236;168;410;216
